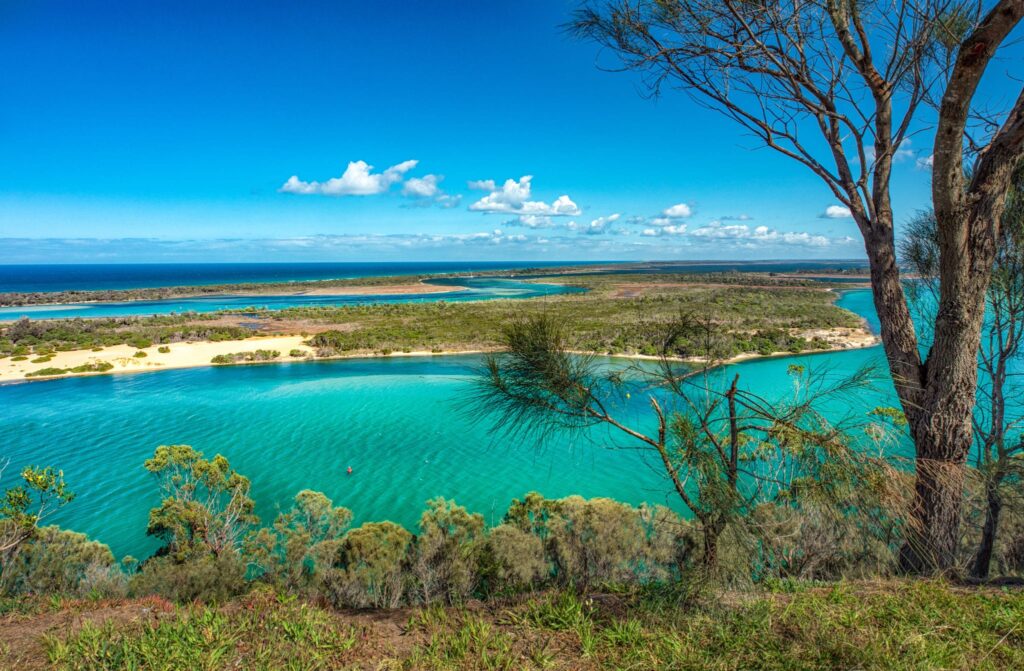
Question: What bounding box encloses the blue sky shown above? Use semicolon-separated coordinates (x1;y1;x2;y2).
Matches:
0;1;1014;263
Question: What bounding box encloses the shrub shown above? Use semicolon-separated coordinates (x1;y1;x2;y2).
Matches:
477;524;546;595
244;490;352;592
68;361;114;373
1;526;125;598
210;350;280;365
133;351;148;358
129;553;247;603
321;521;412;609
288;349;306;357
25;367;67;377
158;346;170;353
411;498;485;605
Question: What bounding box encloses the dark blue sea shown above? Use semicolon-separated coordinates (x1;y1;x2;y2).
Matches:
0;260;868;293
0;261;596;293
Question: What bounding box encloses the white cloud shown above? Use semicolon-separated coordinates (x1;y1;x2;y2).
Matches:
689;221;833;248
399;174;461;209
576;213;621;235
720;214;752;221
504;214;555;229
893;138;915;163
859;138;915;167
821;205;853;219
467;179;497;191
435;194;462;209
281;160;418;196
662;203;693;218
641;224;688;237
468;176;581;216
402;174;441;198
916;154;934;171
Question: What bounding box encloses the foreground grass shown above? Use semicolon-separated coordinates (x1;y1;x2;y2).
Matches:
19;580;1023;670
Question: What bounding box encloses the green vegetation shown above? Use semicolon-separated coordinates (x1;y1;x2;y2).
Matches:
0;315;251;357
31;581;1024;670
301;280;855;359
1;276;862;366
24;362;114;378
210;349;280;364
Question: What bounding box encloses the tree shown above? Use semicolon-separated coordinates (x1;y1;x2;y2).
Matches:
143;445;258;561
901;160;1024;578
472;314;896;575
569;0;1024;572
244;489;352;591
0;460;74;587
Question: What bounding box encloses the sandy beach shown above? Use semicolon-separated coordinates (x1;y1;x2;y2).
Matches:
0;326;879;384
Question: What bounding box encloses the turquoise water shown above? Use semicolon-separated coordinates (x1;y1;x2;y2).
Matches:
0;278;582;321
0;289;893;561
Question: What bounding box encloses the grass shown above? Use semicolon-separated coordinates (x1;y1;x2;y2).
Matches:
44;592;357;671
24;580;1024;670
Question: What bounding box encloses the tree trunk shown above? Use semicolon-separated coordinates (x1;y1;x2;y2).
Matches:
971;478;1003;580
898;424;971;574
702;521;721;570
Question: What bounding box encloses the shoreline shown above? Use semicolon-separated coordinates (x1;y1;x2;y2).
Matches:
0;327;880;385
0;280;466;312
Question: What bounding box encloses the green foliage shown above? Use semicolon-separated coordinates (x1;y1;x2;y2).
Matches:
1;465;75;588
412;498;486;605
132;350;147;358
25;367;68;377
129;553;246;603
321;521;412;609
244;489;351;591
25;362;115;377
2;526;124;598
143;445;258;561
210;350;280;364
157;345;171;353
476;523;546;595
0;315;251;356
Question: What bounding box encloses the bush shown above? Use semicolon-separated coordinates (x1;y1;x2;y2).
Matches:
129;553;247;603
158;346;170;353
25;367;67;377
244;490;351;592
477;524;546;595
133;350;148;358
288;349;306;358
210;350;280;365
321;521;412;609
411;498;485;605
1;526;125;598
68;361;114;373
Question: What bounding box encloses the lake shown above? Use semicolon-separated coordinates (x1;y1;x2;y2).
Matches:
0;289;895;560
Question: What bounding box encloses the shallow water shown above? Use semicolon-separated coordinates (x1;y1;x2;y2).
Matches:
0;288;896;560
